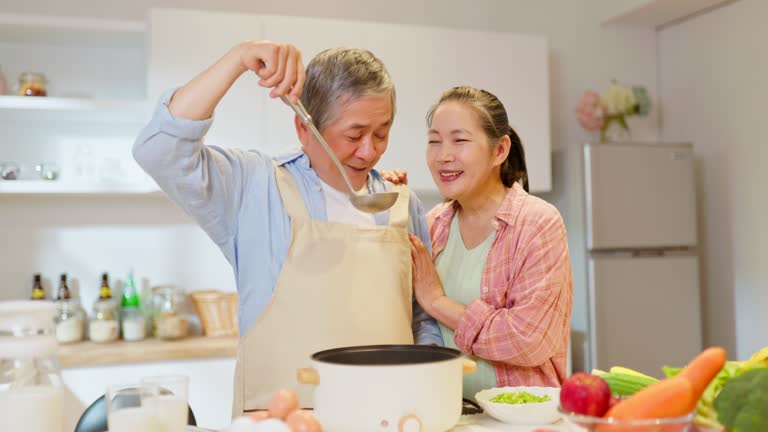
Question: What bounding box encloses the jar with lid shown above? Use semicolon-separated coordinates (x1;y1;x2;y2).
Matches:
55;300;85;344
0;301;65;432
152;285;189;340
18;72;47;97
89;301;119;343
54;274;84;344
89;273;119;343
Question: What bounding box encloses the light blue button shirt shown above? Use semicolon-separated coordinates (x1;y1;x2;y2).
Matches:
133;90;442;345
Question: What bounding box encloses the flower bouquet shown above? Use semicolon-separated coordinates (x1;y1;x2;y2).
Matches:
576;80;651;142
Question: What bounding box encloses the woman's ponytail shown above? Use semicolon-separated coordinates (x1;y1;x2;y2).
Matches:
500;127;529;192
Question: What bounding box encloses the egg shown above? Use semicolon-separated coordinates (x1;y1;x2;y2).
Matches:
268;389;300;420
285;410;322;432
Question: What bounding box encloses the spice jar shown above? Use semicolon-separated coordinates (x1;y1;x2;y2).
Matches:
54;273;84;344
152;286;189;340
89;300;119;343
54;299;84;344
18;72;47;97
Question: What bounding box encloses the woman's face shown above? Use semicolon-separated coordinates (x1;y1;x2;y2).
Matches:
426;102;507;201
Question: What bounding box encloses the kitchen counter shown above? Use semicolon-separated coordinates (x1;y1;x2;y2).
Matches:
186;416;567;431
57;335;238;367
452;415;566;431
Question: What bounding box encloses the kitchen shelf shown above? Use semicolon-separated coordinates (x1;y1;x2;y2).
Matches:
0;13;148;123
57;336;239;368
0;180;161;195
0;95;147;113
0;13;146;47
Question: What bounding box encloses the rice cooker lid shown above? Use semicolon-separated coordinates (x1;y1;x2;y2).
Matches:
311;344;463;365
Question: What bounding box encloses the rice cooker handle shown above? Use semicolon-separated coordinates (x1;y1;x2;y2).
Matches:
296;367;320;385
462;359;477;375
398;414;423;432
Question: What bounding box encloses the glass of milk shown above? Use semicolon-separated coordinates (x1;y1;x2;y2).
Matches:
141;375;189;432
106;384;162;432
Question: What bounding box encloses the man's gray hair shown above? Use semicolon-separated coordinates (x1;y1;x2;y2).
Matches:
300;47;396;130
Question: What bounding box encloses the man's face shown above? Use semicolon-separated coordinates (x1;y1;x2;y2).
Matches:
298;93;393;191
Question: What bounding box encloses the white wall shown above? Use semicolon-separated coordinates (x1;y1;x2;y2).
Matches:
658;0;767;360
0;0;662;372
0;196;235;318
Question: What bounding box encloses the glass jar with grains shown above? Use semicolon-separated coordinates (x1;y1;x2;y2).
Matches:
152;286;189;340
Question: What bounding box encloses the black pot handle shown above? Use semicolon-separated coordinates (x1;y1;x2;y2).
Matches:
462;398;483;415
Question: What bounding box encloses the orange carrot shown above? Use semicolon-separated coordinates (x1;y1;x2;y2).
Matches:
676;346;727;411
604;377;695;420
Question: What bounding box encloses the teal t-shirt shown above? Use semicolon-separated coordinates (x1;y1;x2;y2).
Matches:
435;213;497;400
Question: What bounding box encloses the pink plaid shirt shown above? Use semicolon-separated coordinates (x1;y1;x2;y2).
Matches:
427;183;573;387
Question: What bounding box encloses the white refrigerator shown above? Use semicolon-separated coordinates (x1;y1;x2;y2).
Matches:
584;142;703;377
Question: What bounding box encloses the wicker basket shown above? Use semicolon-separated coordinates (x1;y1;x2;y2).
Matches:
191;290;239;337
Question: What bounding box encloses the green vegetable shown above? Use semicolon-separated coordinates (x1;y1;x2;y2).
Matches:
489;391;551;404
603;373;657;396
591;368;658;396
661;365;683;378
714;368;768;432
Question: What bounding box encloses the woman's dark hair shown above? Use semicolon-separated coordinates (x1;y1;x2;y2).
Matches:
426;86;529;192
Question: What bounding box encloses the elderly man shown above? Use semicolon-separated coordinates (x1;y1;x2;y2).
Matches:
133;40;441;415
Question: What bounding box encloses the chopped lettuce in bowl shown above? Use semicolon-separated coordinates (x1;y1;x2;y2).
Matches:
475;386;560;425
489;391;552;405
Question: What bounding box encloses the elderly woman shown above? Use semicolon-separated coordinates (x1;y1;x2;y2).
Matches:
133;41;441;414
386;86;573;398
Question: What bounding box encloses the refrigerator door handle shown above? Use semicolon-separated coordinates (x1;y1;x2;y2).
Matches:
670;150;692;161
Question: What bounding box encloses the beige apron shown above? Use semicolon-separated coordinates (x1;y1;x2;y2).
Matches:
232;165;415;415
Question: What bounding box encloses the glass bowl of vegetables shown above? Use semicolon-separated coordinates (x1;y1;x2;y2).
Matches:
474;386;561;425
558;408;695;431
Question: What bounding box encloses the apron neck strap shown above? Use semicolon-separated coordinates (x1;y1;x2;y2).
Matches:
388;184;410;228
273;162;310;220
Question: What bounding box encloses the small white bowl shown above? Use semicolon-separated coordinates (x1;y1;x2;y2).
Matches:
475;386;561;425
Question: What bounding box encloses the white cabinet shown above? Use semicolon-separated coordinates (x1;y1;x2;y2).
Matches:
256;15;368;157
148;9;551;193
0;13;154;195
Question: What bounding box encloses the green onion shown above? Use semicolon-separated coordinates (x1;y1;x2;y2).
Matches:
489;391;551;404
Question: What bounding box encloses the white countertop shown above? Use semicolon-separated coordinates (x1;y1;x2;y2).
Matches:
186;414;567;432
452;414;566;431
206;416;712;432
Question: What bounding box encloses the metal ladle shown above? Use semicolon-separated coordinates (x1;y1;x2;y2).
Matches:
282;96;399;213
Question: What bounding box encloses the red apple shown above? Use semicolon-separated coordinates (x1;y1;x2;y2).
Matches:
559;372;612;417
